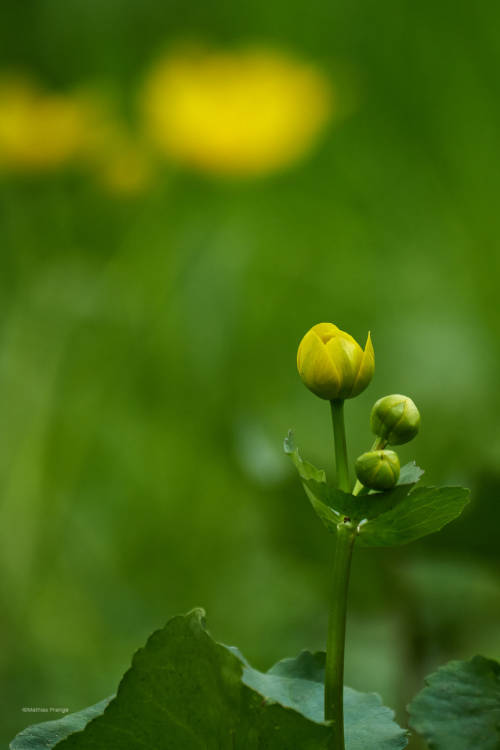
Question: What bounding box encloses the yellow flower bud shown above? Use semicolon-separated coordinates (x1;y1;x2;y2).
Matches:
297;322;374;400
355;449;400;490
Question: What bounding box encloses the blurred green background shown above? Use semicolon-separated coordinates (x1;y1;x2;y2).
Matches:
1;1;500;747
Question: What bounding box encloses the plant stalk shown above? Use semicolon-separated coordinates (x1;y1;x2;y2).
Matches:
330;400;350;493
325;398;355;749
325;522;356;747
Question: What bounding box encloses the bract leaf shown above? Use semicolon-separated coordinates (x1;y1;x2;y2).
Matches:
358;486;470;547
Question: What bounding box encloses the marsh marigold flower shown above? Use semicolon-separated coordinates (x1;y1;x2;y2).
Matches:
0;77;89;171
297;323;374;400
142;47;332;176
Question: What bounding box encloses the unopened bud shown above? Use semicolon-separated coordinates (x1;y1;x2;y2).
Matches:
355;449;400;490
297;322;374;400
371;394;420;445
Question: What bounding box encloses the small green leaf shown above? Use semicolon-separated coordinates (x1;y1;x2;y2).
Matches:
11;611;408;750
285;431;343;530
397;461;424;486
358;485;470;547
284;430;327;484
408;655;500;749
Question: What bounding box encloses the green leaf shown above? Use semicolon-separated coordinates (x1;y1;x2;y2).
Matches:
284;430;343;530
358;485;470;547
397;461;424;486
408;655;500;750
11;610;408;750
12;610;331;750
284;430;327;484
285;432;425;529
322;463;425;524
10;699;112;750
305;485;345;533
241;651;408;749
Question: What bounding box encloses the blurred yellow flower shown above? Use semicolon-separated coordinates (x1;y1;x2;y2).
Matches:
0;77;89;171
142;47;332;176
0;78;153;195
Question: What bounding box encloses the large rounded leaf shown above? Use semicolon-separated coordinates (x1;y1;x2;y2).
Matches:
242;651;408;749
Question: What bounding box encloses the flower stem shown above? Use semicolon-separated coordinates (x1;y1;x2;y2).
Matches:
325;398;355;749
325;521;356;746
330;400;350;493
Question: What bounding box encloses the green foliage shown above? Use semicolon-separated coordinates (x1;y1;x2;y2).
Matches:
242;652;408;749
285;431;417;527
357;486;470;547
284;431;327;485
10;700;112;750
284;431;342;530
11;610;407;750
408;656;500;749
397;462;425;486
286;433;469;546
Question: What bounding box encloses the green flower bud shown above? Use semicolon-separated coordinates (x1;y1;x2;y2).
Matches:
355;449;400;490
297;322;374;400
370;394;420;445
